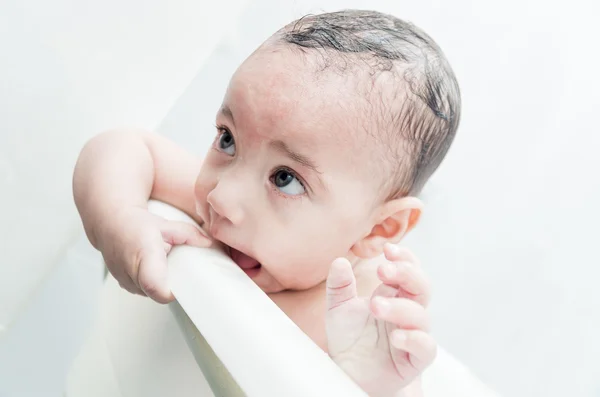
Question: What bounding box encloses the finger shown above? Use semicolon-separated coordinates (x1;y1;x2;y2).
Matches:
383;243;420;266
371;282;399;299
105;261;146;296
137;241;174;304
103;256;145;296
377;261;431;307
390;329;437;371
326;258;357;310
118;276;147;297
161;221;212;248
371;296;430;331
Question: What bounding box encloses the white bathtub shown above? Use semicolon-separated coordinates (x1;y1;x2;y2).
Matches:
65;201;500;397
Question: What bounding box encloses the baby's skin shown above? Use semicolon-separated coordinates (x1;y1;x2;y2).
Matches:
72;9;462;396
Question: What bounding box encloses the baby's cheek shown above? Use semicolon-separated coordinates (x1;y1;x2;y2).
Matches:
270;243;328;289
264;218;342;288
295;243;338;287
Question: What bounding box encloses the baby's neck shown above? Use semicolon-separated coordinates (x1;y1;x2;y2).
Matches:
268;257;382;352
269;282;328;349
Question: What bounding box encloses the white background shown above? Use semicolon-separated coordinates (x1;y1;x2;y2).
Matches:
1;0;599;396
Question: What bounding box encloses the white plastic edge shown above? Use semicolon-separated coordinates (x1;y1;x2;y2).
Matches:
147;200;366;397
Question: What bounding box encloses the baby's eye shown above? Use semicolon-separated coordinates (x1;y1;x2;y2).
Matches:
271;169;305;196
217;127;235;156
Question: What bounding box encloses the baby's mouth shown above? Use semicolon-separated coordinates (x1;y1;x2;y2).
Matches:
227;245;262;278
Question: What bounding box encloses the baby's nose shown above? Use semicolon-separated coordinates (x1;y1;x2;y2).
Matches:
206;185;244;226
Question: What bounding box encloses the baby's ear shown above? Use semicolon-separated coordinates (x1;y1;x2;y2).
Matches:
351;197;423;259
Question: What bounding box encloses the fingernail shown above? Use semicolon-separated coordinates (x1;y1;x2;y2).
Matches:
374;296;390;314
391;331;407;347
382;263;396;278
331;258;348;271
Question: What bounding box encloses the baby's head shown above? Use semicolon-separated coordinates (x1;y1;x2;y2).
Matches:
195;10;460;293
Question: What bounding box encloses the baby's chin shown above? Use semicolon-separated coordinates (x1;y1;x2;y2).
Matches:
237;264;288;294
250;266;326;294
252;272;287;294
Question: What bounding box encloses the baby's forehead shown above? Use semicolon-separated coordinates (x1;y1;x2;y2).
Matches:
228;47;397;145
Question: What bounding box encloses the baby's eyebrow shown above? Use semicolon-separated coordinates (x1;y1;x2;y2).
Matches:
220;105;235;127
269;139;321;174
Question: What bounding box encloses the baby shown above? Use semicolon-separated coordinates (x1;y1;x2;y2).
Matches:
73;9;460;397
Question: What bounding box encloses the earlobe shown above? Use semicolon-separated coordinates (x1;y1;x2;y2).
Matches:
351;197;423;259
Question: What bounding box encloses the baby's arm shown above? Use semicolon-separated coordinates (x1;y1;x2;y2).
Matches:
74;130;201;241
73;130;211;301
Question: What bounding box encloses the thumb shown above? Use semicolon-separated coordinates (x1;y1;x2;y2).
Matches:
160;221;212;248
326;258;357;310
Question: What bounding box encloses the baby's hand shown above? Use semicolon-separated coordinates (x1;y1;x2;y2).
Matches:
326;243;435;397
97;206;212;303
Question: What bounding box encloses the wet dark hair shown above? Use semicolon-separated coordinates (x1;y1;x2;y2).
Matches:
280;9;461;197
